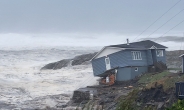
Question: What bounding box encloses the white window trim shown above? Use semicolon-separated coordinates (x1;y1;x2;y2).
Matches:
135;67;138;71
156;50;164;57
131;51;142;60
105;57;110;64
150;45;157;49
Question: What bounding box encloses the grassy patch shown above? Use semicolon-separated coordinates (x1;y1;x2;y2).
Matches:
163;74;184;91
166;100;184;110
168;68;182;71
116;89;139;110
139;71;184;91
138;71;171;84
137;71;184;91
116;89;157;110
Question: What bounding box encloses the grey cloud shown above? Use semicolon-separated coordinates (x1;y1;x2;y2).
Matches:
140;36;184;43
0;0;184;34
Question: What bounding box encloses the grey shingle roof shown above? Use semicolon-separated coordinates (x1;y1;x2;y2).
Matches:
108;40;168;49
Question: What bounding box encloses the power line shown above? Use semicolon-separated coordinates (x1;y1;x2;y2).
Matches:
133;0;182;41
160;19;184;37
146;8;184;38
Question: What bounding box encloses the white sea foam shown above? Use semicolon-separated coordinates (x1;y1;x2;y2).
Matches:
0;48;98;108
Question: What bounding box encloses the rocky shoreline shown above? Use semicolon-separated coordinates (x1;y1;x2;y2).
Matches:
41;52;97;70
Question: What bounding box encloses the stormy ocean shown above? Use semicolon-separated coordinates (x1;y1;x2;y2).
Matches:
0;47;98;109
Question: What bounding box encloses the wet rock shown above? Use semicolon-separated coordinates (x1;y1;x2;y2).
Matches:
41;52;97;70
138;85;168;104
157;102;164;110
41;59;70;70
72;89;91;103
146;102;155;106
104;98;114;103
105;102;117;110
0;102;17;109
56;103;67;108
137;102;141;106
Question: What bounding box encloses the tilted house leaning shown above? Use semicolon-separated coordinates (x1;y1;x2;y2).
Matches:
91;40;168;83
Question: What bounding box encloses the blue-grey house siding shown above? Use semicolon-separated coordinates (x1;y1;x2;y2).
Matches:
108;50;129;68
147;50;153;65
130;66;148;79
179;55;184;73
116;66;148;81
109;50;148;68
147;49;166;65
181;56;184;73
116;67;131;81
151;49;157;63
92;49;151;77
92;57;106;76
183;57;184;73
151;49;166;64
92;50;149;76
156;49;166;63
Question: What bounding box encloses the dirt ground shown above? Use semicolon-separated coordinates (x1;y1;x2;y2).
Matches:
62;78;139;110
62;71;181;110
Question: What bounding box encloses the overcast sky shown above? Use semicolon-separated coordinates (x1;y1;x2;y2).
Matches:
0;0;184;49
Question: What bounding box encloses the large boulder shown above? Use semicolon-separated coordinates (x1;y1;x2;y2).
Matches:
41;52;97;70
41;59;71;70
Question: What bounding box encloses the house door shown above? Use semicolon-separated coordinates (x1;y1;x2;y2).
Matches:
105;57;111;70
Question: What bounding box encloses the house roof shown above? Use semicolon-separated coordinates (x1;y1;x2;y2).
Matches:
108;40;168;49
91;40;168;60
180;54;184;57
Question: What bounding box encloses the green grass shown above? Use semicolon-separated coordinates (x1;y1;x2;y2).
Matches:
138;71;171;84
168;68;182;71
116;89;157;110
163;74;184;91
116;89;139;110
167;100;184;110
138;70;184;91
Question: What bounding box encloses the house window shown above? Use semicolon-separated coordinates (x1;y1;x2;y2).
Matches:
132;51;142;60
157;50;163;57
135;67;138;71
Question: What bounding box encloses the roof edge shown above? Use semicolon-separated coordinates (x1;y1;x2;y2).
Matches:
90;46;106;61
179;54;184;57
90;46;125;61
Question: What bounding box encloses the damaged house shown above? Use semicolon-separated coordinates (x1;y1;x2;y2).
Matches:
91;40;167;84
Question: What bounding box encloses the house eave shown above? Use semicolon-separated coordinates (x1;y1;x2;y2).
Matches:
149;45;168;49
149;48;167;49
90;46;125;61
90;46;106;61
179;54;184;57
